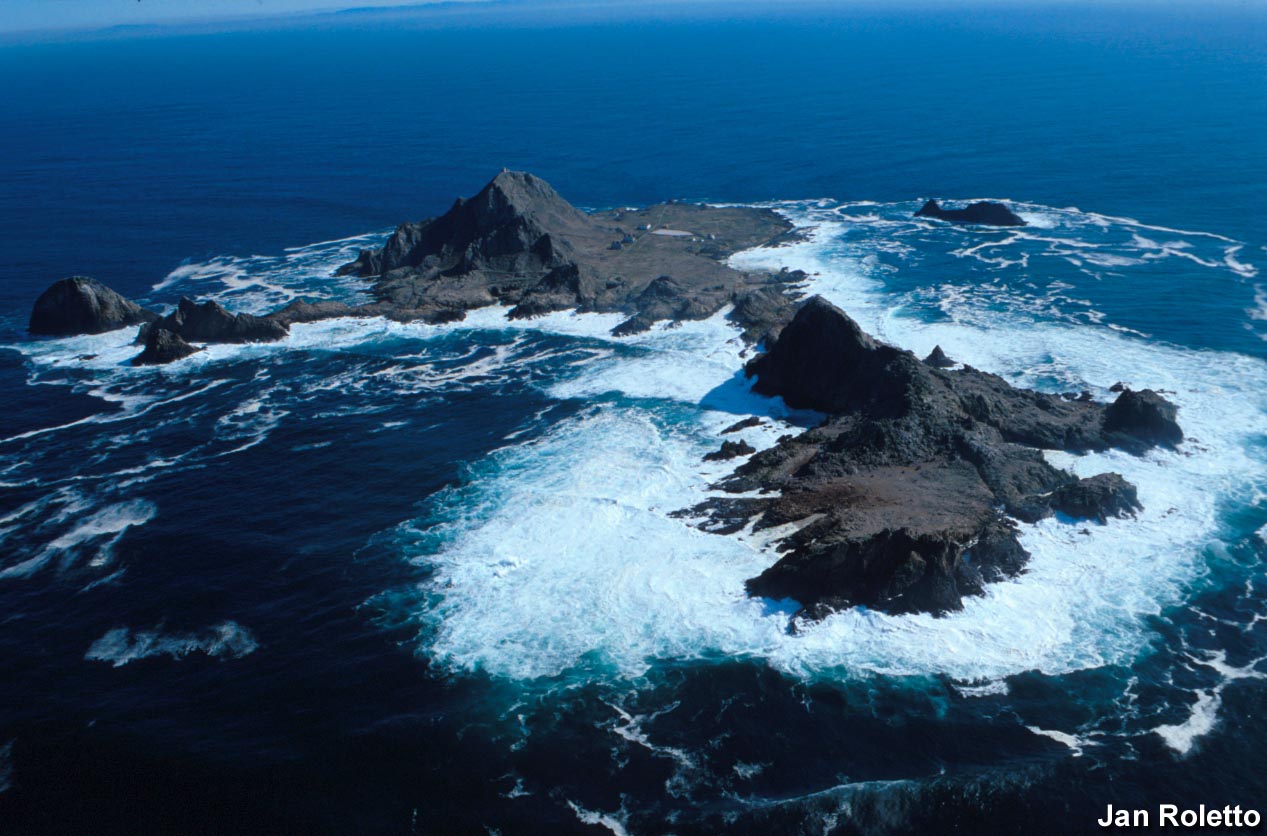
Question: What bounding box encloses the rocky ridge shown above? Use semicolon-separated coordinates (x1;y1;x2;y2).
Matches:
29;171;806;364
687;296;1182;618
336;170;804;339
26;174;1184;620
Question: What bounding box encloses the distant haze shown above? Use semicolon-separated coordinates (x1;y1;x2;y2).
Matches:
0;0;486;34
0;0;1248;36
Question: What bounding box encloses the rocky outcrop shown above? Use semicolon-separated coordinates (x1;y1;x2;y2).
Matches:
32;173;804;363
140;297;288;345
745;296;925;417
704;440;756;462
721;417;764;434
132;327;201;366
748;521;1028;617
339;170;800;339
924;345;955;368
29;277;158;336
688;296;1181;618
1103;388;1184;449
267;298;367;326
1050;473;1141;523
365;172;586;303
916;199;1026;227
728;283;802;344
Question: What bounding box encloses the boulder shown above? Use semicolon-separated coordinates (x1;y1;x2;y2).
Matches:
1103;388;1183;448
915;199;1026;227
1050;473;1141;523
132;327;202;366
721;416;764;434
704;439;756;462
29;276;158;336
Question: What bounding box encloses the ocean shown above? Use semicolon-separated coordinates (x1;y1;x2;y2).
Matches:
1;3;1265;833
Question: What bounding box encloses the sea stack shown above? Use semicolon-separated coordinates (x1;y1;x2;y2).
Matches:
132;327;203;366
29;276;158;336
915;199;1026;227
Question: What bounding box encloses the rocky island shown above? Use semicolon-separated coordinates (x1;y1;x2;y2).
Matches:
26;171;1181;618
916;198;1027;227
28;171;806;357
687;297;1180;618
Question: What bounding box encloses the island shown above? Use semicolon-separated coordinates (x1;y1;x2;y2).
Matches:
915;198;1027;227
687;296;1179;618
25;171;1181;617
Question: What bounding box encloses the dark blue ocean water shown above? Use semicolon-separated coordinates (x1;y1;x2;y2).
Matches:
1;4;1266;834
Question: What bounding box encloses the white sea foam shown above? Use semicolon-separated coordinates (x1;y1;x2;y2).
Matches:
152;258;253;295
402;202;1267;686
84;621;258;667
1153;650;1267;756
1154;689;1220;757
566;801;631;836
953;679;1010;698
151;230;384;313
0;498;156;580
1026;726;1096;757
8;205;1264;691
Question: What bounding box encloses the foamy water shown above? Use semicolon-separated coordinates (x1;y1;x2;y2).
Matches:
7;202;1266;759
85;621;259;667
395;201;1267;692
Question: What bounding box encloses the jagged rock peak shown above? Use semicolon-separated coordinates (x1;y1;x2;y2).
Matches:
142;297;289;346
745;296;917;416
470;170;590;227
132;327;202;366
924;344;955;368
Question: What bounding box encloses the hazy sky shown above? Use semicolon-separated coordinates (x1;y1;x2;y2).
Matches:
2;0;1254;34
0;0;489;33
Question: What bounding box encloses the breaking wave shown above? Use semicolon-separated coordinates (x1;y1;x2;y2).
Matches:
389;200;1267;701
6;198;1266;768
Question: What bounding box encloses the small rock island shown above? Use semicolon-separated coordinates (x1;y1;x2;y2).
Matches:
26;172;1181;618
28;171;806;359
688;297;1179;618
916;198;1027;227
